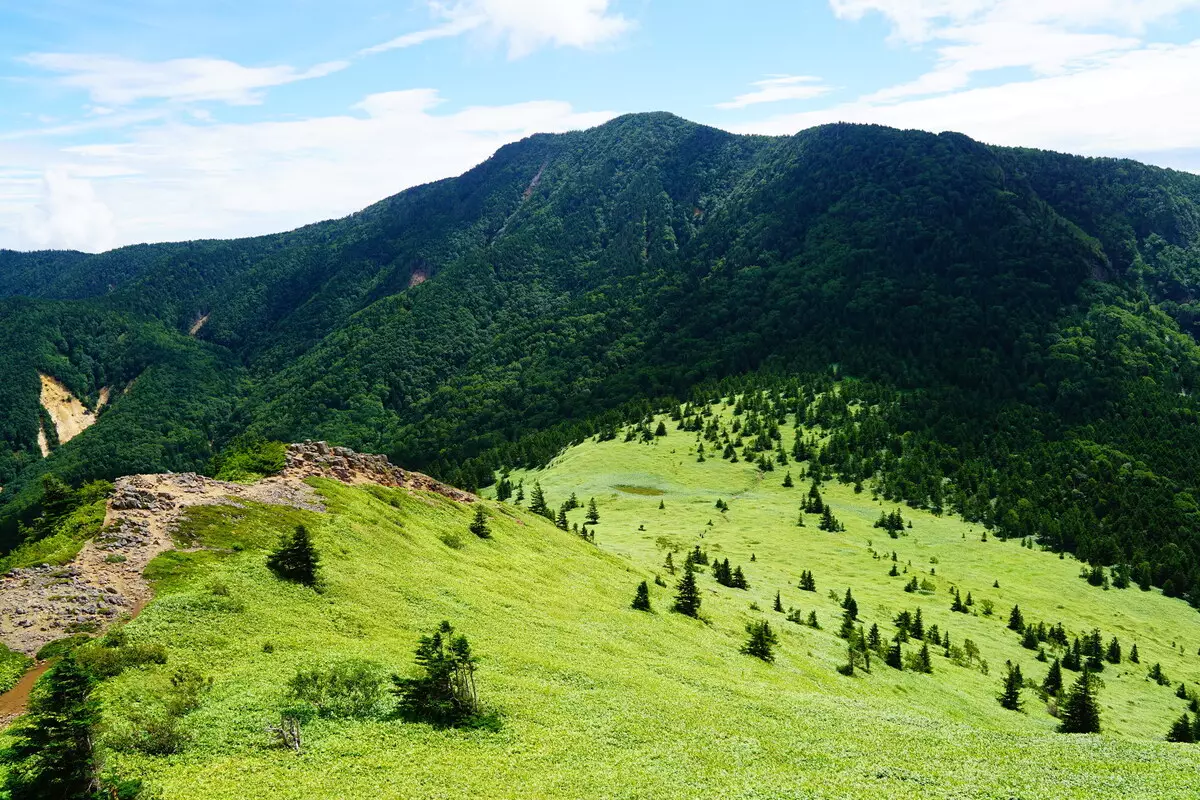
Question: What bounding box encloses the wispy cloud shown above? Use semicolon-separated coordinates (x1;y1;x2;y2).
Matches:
363;0;634;60
2;90;616;251
21;53;349;106
716;75;831;110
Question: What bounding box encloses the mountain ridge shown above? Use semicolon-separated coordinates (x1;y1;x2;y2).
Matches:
2;112;1200;605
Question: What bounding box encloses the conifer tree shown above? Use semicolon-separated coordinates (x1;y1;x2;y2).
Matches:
585;497;600;525
782;471;794;488
842;588;858;620
806;610;820;629
885;638;903;670
654;421;667;437
773;591;783;613
912;608;925;640
392;621;481;726
1059;669;1102;734
673;563;701;618
528;482;552;518
555;505;569;531
267;525;320;587
1130;643;1140;663
741;621;780;663
839;608;856;640
868;623;881;651
469;505;491;538
998;661;1024;711
0;655;99;799
514;482;525;505
632;581;652;612
917;643;933;674
1008;605;1025;632
1168;713;1195;743
1043;658;1064;696
951;589;966;613
732;566;748;589
664;552;676;575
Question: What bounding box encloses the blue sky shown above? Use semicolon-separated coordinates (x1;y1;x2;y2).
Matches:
4;0;1200;251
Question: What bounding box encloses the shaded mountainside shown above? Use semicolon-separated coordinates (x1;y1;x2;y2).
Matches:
2;113;1200;599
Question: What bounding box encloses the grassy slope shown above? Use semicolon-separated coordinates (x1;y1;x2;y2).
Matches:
42;413;1200;799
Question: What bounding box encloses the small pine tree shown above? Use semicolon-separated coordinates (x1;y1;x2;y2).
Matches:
806;610;820;629
555;505;569;531
664;552;676;575
741;620;780;663
1043;658;1064;696
1105;637;1122;664
841;588;858;620
782;471;794;488
998;661;1024;711
885;638;903;670
1059;669;1102;734
632;581;652;612
469;505;491;538
654;421;667;437
392;621;481;726
1008;605;1025;632
917;643;933;674
1130;643;1140;663
773;591;783;613
528;482;551;518
1168;713;1195;743
267;525;320;587
673;565;701;618
658;499;665;510
585;498;600;525
514;482;525;505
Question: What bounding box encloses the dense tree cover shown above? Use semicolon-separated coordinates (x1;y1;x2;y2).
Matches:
3;114;1200;589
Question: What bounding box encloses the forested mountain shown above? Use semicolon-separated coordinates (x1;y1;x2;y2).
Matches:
3;112;1200;601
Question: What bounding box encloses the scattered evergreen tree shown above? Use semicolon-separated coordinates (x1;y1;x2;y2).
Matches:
1059;669;1102;734
664;552;676;575
885;638;903;670
469;505;491;538
1130;643;1140;663
514;482;525;505
773;591;783;613
673;562;701;618
951;589;967;613
1008;605;1025;633
528;482;552;518
654;421;667;437
806;610;820;629
267;525;320;587
585;497;600;525
841;588;858;620
1043;658;1064;697
741;620;780;663
392;621;481;727
782;471;794;488
555;505;569;531
1105;637;1121;664
1168;713;1195;743
998;661;1024;711
798;570;817;592
0;655;99;800
632;581;652;612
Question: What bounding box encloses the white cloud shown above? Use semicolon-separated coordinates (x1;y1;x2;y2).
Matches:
716;75;832;110
731;40;1200;159
364;0;633;59
18;169;117;253
0;90;615;250
22;53;349;106
831;0;1200;103
360;15;485;55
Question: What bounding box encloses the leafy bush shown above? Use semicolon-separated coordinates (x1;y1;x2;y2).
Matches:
211;438;287;483
287;659;386;719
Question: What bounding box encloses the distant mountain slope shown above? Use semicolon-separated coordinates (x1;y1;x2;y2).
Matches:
2;113;1200;600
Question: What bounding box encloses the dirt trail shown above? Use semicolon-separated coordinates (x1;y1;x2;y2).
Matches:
0;662;49;727
0;441;472;660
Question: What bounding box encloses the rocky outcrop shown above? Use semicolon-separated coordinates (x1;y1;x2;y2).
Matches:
0;443;471;657
282;441;475;503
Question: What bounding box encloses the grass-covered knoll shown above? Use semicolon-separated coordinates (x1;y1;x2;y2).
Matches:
8;444;1197;798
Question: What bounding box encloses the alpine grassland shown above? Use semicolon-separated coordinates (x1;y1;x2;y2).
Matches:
6;400;1200;798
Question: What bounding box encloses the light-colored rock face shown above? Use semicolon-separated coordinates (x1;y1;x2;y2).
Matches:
189;313;210;336
0;441;473;658
38;373;107;448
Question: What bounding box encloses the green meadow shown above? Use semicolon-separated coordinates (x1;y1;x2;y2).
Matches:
15;408;1200;799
